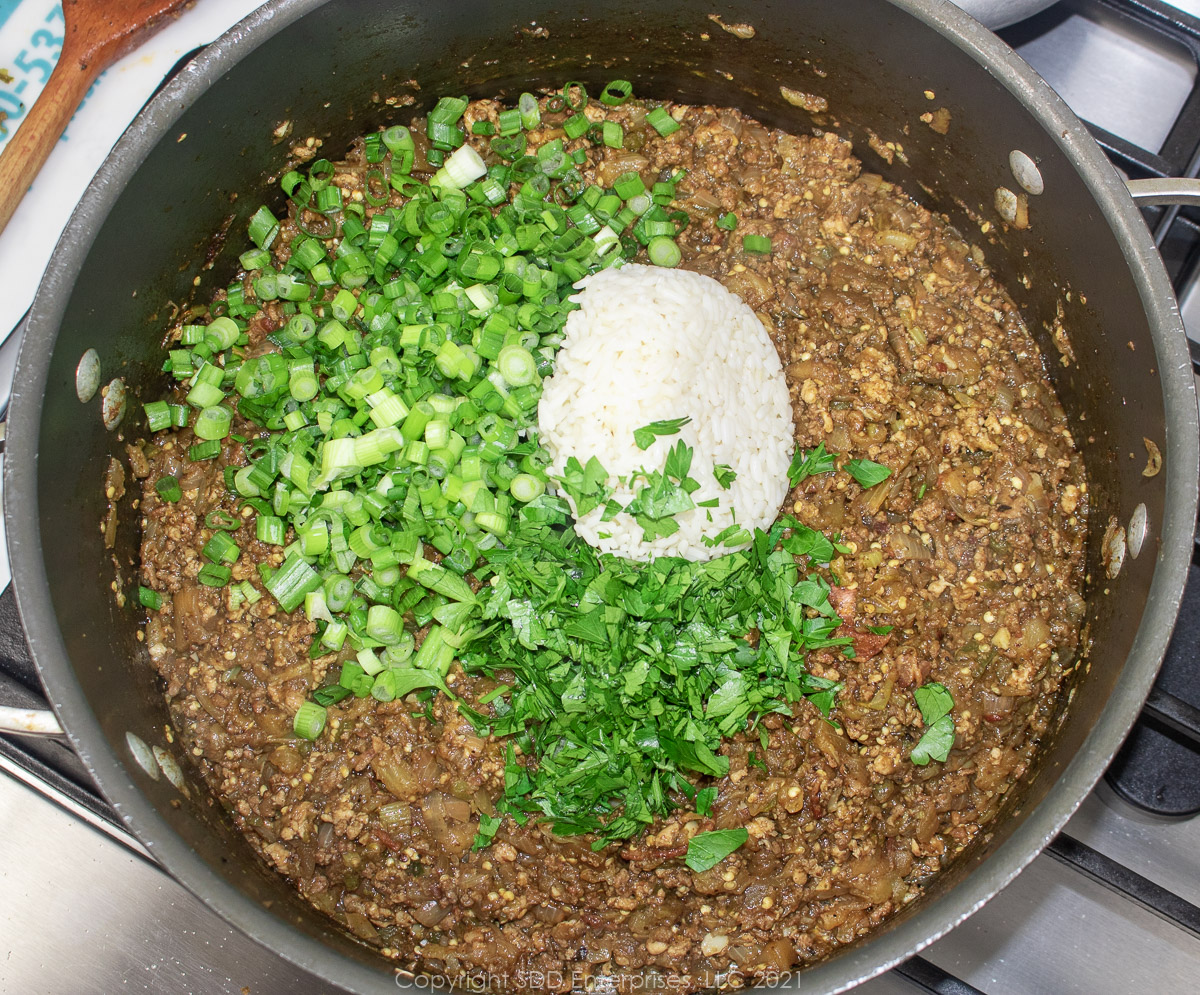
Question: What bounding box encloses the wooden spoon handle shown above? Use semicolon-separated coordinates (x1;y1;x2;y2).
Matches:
0;0;194;236
0;58;98;235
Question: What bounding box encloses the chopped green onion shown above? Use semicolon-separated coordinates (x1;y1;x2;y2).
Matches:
433;144;487;191
599;79;633;106
293;701;327;740
476;510;508;536
561;81;587;112
371;669;399;702
382;124;412;153
563;113;590;140
155;476;182;502
429;95;468;124
324;574;355;612
197;562;232;587
204;316;240;351
412;624;456;674
518;92;541;130
601;120;624;149
194;405;233;441
185;380;223;409
189;440;221;461
509;473;545;503
202;532;240;565
613;171;646;201
321;621;348;651
716;212;738;231
138;586;164;611
265;552;323;613
646;106;680;136
366;604;405;645
248;206;279;249
742;234;773;253
205;509;240;531
144;400;172;432
496;345;538;386
647;236;682;268
256;514;286;545
238;244;270;267
497;107;522;136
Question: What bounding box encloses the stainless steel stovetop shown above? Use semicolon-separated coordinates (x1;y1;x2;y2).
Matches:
4;2;1200;993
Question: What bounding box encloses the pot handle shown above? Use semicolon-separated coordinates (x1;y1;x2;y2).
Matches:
1126;177;1200;206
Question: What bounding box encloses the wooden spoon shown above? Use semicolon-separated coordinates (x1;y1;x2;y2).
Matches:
0;0;195;235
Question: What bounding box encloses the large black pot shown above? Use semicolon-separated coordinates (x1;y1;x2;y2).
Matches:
6;0;1197;991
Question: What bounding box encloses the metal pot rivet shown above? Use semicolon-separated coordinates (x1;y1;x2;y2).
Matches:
1128;502;1148;559
1009;150;1044;195
994;186;1018;224
76;348;101;403
153;745;185;790
101;377;127;430
126;731;160;780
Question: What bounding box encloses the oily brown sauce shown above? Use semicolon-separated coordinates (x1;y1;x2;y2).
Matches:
129;96;1086;992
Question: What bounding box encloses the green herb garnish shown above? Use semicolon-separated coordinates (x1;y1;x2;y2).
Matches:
781;522;836;564
911;682;956;765
472;812;504;850
713;463;737;488
685;828;749;871
558;455;610;517
845;458;892;489
458;508;853;845
633;416;691;450
140;83;858;853
787;441;836;487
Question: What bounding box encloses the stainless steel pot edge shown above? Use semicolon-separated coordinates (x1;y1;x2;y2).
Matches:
3;1;1196;994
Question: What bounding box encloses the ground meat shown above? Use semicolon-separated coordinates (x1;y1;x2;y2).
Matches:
130;96;1087;992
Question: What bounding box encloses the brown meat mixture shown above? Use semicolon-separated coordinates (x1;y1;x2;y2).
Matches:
131;97;1087;992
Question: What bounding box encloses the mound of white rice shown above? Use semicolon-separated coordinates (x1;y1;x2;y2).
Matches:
537;263;794;562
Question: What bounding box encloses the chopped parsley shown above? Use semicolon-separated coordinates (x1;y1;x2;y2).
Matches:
624;442;701;541
911;681;956;765
781;522;837;564
685;828;749;871
713;463;737;489
458;500;854;846
787;441;837;487
558;455;610;516
472;812;504;849
844;458;892;489
633;416;692;450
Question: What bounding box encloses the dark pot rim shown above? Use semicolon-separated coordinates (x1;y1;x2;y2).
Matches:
5;0;1197;992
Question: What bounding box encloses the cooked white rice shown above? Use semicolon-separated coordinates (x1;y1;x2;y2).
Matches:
537;263;794;562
